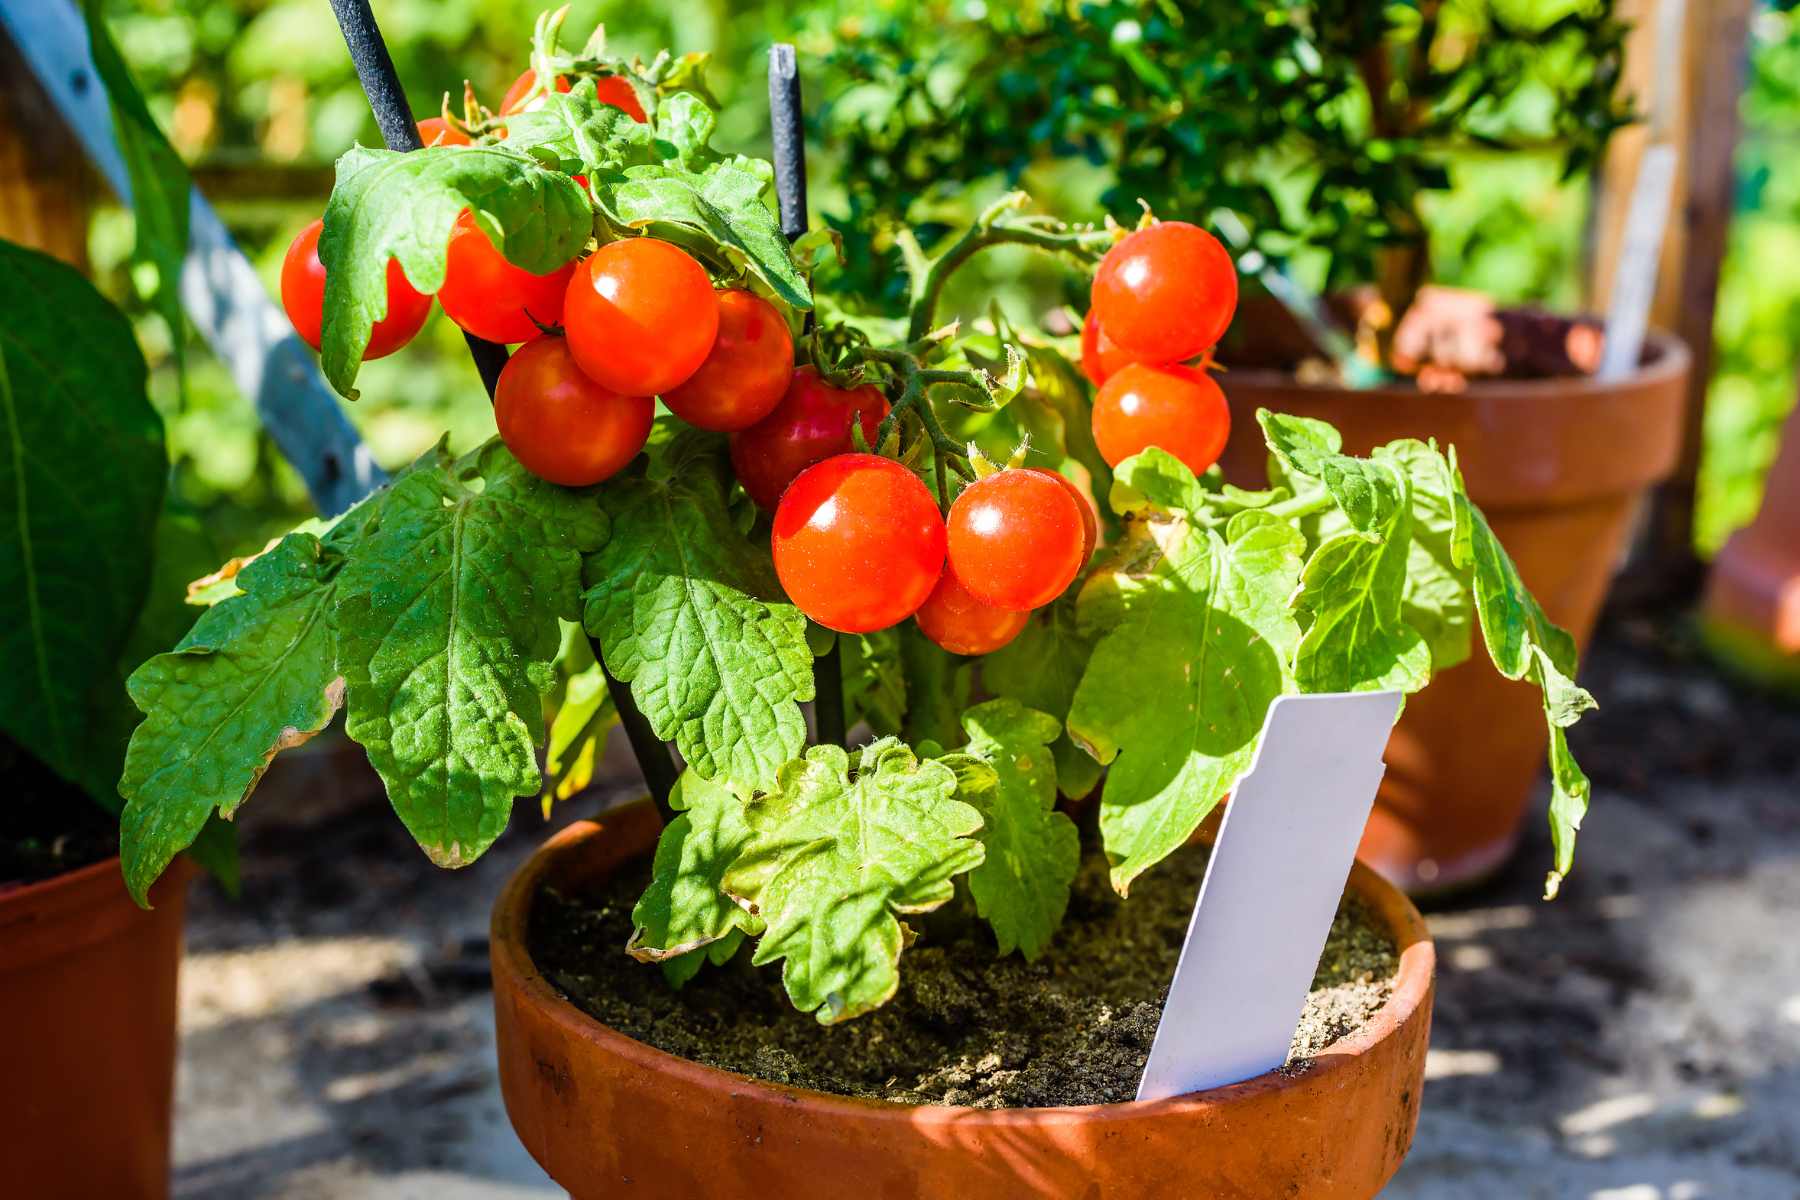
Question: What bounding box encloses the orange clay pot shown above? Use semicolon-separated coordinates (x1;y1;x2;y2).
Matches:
1218;334;1690;891
0;855;195;1200
492;799;1436;1200
1704;391;1800;687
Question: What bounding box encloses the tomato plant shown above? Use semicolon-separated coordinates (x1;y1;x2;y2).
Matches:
417;117;471;146
729;367;889;510
662;290;795;432
502;67;645;124
495;336;653;485
117;17;1600;1031
772;454;946;634
280;218;432;359
439;210;577;344
563;237;719;397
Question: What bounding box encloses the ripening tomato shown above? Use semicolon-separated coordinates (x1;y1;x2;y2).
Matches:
946;469;1086;612
438;210;576;345
729;367;890;510
1026;467;1097;564
772;454;946;633
563;238;719;397
1091;222;1237;363
1092;363;1232;476
280;218;432;359
914;569;1028;656
495;335;653;486
1079;310;1141;387
501;68;646;123
662;290;794;431
416;117;470;146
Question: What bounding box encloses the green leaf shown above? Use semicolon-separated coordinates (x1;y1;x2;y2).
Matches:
336;442;607;868
981;597;1101;799
84;1;190;388
542;658;617;812
945;700;1080;959
582;439;812;797
502;77;658;173
0;240;165;795
724;739;984;1023
118;534;344;906
1380;440;1473;672
840;629;906;737
611;160;810;310
1070;455;1305;893
1257;409;1405;534
320;145;590;397
629;770;763;972
898;624;972;751
1454;483;1596;899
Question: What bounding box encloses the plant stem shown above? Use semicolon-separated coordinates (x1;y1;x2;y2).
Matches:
1264;490;1335;521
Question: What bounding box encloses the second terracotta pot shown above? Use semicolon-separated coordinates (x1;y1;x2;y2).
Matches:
492;800;1436;1200
1218;334;1690;890
0;855;195;1200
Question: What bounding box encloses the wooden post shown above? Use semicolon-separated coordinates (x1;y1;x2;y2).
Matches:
0;28;90;266
1592;0;1755;601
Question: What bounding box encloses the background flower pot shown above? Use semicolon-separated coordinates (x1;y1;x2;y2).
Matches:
1217;333;1691;890
491;800;1436;1200
0;855;196;1200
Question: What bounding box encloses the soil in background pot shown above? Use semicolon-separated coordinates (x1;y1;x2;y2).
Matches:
530;840;1397;1108
0;741;117;889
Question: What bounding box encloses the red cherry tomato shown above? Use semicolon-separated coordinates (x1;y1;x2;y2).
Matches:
1026;467;1097;564
914;570;1029;656
772;454;946;634
1092;363;1232;476
945;469;1086;612
563;238;719;397
416;117;470;147
1080;310;1141;387
438;210;576;345
280;218;432;359
1091;222;1238;363
495;335;653;486
729;367;890;510
662;290;794;432
502;68;646;123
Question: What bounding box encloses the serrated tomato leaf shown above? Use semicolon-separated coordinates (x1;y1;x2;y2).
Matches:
0;241;165;796
629;770;763;976
319;145;590;397
119;533;344;906
1381;439;1474;672
1070;452;1305;894
1258;409;1404;534
943;700;1080;959
724;739;984;1023
335;441;607;868
582;438;812;797
502;77;658;173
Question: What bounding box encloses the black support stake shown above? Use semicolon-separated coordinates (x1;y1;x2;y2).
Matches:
329;0;678;823
768;43;845;750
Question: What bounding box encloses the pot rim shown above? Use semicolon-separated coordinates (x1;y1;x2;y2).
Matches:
490;798;1437;1127
1224;328;1690;402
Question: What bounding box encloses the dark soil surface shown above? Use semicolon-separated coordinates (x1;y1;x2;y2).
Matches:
0;740;118;890
530;839;1397;1108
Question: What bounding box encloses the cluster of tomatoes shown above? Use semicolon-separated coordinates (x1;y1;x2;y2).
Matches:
278;67;1239;655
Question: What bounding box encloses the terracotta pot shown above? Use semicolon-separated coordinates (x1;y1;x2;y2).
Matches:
1217;334;1690;890
1704;390;1800;687
0;855;196;1200
492;799;1436;1200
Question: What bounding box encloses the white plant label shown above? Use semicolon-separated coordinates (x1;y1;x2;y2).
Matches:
1136;689;1403;1103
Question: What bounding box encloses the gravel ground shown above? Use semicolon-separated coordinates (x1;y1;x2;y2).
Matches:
171;614;1800;1199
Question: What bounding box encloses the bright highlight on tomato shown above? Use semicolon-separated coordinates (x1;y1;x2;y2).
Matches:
729;367;890;510
1079;310;1140;387
501;68;646;123
495;336;653;486
563;238;720;398
1091;221;1237;363
914;570;1029;656
946;469;1087;612
1092;363;1232;476
417;117;471;146
772;455;946;634
662;290;795;432
438;210;576;345
280;218;432;360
